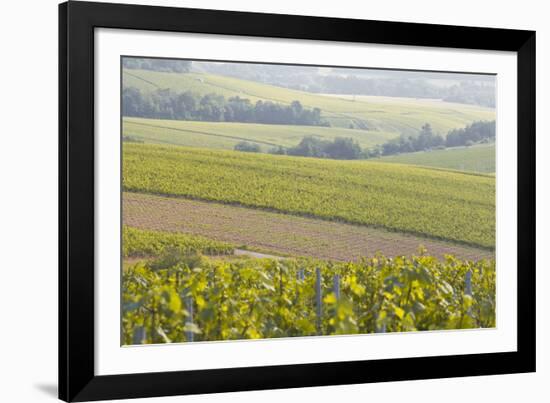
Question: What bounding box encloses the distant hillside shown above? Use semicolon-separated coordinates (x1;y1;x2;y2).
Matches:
122;69;495;136
194;61;496;107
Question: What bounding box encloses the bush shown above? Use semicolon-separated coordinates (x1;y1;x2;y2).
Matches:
123;135;144;143
287;136;362;160
234;141;261;153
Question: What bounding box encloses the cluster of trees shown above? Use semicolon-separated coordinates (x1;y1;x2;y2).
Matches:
286;137;362;159
366;121;495;158
234;137;362;160
445;120;496;147
234;141;261;153
122;58;192;73
443;82;495;108
123;88;328;126
370;124;444;157
234;120;495;160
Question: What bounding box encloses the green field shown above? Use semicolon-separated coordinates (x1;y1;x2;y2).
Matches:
377;143;496;173
123;143;495;248
123;117;397;150
123;69;495;135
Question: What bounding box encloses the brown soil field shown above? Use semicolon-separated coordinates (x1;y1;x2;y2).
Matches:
123;192;494;262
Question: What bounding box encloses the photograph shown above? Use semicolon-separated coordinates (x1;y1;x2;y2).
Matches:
121;57;497;344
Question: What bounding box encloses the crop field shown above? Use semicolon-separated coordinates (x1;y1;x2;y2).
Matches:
123;143;495;248
123;225;234;258
378;143;496;173
123;117;396;150
122;254;496;343
123;69;495;135
123;192;494;261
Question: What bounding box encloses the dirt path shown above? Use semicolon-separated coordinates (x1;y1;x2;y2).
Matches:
123;192;494;262
234;249;285;260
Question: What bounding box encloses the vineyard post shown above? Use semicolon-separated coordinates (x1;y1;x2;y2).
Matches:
465;270;473;296
132;326;146;345
333;274;340;300
464;269;473;318
376;321;387;333
185;296;194;342
315;267;322;334
151;304;157;343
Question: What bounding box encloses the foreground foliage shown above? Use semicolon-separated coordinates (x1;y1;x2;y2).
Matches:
122;253;495;344
123;143;495;248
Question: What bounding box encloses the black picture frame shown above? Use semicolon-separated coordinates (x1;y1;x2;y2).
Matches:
59;1;536;401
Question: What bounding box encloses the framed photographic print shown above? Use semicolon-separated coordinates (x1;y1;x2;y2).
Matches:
59;1;536;401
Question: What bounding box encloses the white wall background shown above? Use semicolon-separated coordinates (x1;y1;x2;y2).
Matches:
0;0;546;402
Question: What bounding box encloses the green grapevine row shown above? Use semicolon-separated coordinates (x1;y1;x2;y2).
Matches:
122;253;495;344
123;226;235;258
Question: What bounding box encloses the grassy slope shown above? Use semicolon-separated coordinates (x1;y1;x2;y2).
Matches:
377;143;496;173
123;117;397;150
123;143;495;248
122;69;495;135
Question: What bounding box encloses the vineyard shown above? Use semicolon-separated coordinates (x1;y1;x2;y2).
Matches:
121;61;498;345
123;226;235;258
123;194;494;261
122;252;496;344
123;143;496;248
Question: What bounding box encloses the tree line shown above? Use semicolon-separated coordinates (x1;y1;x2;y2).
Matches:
123;87;328;126
275;75;494;108
365;121;495;158
234;120;495;160
442;82;495;108
235;136;362;160
122;58;192;73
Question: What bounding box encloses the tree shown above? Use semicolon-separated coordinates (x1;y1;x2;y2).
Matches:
415;123;434;150
287;137;327;158
324;137;362;159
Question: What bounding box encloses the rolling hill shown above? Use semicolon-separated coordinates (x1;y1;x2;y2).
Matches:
123;68;496;136
123;117;397;151
377;143;495;173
